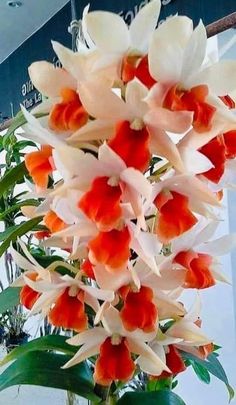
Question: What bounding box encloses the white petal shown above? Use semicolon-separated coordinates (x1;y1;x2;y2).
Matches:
52;146;85;180
98;143;127;174
85;11;130;53
67;327;107;346
167;320;211;345
68;119;115;143
179;146;214;174
149;126;185;172
84;292;100;313
181;20;207;85
199;234;236;256
102;306;124;335
128;338;170;375
80;284;114;302
11;276;25;287
78;81;131;120
120;168;151;199
10;245;36;273
94;265;131;291
29;290;62;315
62;343;101;369
149;16;193;82
52;41;86;81
129;0;161;53
28;61;76;98
145;108;193;133
192;61;236;95
21;106;64;147
155;291;186;320
126;79;149;118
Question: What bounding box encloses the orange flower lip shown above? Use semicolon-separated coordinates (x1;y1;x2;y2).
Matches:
120;285;158;332
108;120;151;172
48;288;88;332
78;176;122;231
154;190;198;244
121;54;156;89
88;226;131;271
20;272;41;310
44;210;67;234
49;88;88;132
163;84;216;133
174;250;215;289
25;145;54;189
94;337;135;386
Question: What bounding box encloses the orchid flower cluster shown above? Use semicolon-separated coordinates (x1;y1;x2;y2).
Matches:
10;0;236;390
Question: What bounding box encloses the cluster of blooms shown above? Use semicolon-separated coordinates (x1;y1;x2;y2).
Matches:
11;0;236;387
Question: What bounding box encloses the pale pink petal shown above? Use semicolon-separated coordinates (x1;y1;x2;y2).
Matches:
10;245;37;273
52;146;85;180
120;168;151;199
67;327;107;346
149;126;185;172
155;291;186;320
126;79;149;118
11;276;25;287
80;284;114;302
78;81;131;120
98;143;127;174
68;119;115;143
129;0;161;53
28;61;76;98
179;146;214;174
102;306;124;335
145;82;171;108
85;11;130;53
84;292;100;313
52;41;87;80
94;265;131;291
145;108;193;133
29;290;63;316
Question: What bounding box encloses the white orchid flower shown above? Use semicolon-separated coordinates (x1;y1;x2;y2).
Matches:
166;296;212;347
69;79;192;172
63;305;170;377
82;0;161;80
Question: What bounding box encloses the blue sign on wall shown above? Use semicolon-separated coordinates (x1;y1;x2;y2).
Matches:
0;0;235;121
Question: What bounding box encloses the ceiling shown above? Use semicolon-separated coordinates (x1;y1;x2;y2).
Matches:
0;0;69;63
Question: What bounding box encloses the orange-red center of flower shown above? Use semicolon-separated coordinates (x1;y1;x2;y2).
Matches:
48;288;87;332
154;345;186;380
78;176;122;231
174;250;215;289
94;337;135;386
163;84;216;133
25;145;54;189
49;88;88;132
121;54;156;89
20;272;41;310
108;120;151;172
154;191;198;243
88;226;131;271
44;210;67;234
119;285;158;332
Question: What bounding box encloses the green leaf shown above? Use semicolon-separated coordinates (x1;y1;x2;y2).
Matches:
0;335;77;366
118;390;186;405
0;216;43;257
0;287;20;314
181;351;234;401
0;162;27;199
3;111;48;149
0;199;39;221
0;351;100;402
190;360;211;384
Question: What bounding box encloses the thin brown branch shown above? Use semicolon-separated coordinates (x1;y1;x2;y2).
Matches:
206;12;236;38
